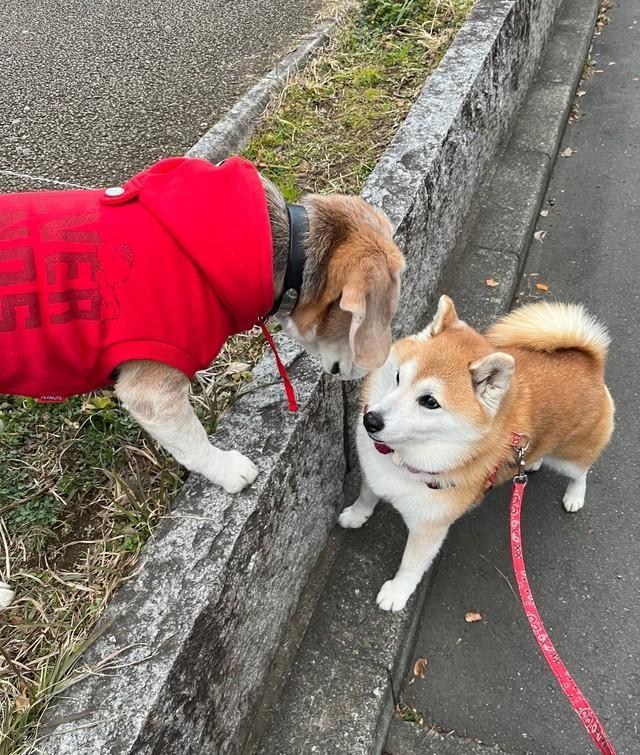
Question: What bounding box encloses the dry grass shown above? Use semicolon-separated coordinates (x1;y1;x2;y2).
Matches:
0;0;474;751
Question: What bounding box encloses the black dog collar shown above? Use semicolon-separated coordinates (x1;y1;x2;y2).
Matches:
268;203;308;317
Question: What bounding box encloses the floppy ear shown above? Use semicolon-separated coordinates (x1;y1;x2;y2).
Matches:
469;352;515;414
339;271;400;370
416;295;459;340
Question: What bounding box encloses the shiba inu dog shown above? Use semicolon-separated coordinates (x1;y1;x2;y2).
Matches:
340;295;614;612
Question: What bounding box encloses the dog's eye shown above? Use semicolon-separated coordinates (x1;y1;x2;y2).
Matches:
395;370;400;385
418;394;440;410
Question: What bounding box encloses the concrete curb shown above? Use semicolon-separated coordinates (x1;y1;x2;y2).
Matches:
186;19;337;163
40;0;574;753
257;0;589;752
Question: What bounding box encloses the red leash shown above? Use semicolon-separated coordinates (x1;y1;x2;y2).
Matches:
509;472;617;753
258;320;298;412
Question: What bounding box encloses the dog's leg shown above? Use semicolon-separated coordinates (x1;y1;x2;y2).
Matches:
339;479;379;529
377;522;449;612
544;456;589;513
116;361;258;494
562;469;588;513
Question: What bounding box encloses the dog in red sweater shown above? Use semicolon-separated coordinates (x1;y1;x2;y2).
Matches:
0;156;405;499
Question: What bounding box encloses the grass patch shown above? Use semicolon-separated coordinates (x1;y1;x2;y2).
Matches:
0;0;473;750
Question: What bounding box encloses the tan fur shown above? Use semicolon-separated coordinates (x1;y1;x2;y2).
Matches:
487;300;610;364
291;195;405;369
397;301;613;512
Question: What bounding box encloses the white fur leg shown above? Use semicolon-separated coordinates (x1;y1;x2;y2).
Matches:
562;470;588;513
526;457;543;472
377;524;448;612
339;479;379;529
545;456;588;513
0;582;15;609
116;362;258;494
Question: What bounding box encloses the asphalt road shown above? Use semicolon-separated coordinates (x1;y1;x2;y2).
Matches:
394;2;640;753
0;0;324;193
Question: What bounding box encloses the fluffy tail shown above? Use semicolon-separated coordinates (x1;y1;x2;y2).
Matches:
487;301;610;364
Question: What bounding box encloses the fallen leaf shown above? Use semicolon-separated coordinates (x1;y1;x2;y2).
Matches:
539;209;549;217
608;61;616;65
533;230;547;242
560;147;575;157
577;90;586;97
413;657;428;678
484;277;499;287
464;611;482;623
224;362;252;375
535;282;550;292
14;695;29;713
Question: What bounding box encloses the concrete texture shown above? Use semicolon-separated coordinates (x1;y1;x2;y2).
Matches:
0;0;324;193
257;1;569;752
362;0;564;341
388;0;640;753
385;724;515;754
41;340;348;754
187;20;336;163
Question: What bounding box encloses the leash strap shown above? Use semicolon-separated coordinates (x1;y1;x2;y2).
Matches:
258;320;298;412
509;479;617;754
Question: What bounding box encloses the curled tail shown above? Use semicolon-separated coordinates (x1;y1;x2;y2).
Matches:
486;301;610;365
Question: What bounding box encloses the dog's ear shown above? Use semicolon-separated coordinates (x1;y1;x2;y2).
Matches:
432;295;459;335
416;295;459;341
469;352;515;414
339;268;401;370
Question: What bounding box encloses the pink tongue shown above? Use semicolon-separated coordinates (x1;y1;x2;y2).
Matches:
374;442;393;455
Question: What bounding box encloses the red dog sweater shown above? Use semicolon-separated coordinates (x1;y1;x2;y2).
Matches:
0;156;273;400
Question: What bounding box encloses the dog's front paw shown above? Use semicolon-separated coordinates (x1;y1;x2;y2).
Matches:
376;577;416;613
220;451;259;494
339;503;370;529
562;490;585;513
0;582;15;609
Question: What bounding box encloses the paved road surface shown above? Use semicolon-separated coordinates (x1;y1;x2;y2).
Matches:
0;0;324;193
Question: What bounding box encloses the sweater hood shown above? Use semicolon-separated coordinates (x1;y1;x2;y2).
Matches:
131;156;274;330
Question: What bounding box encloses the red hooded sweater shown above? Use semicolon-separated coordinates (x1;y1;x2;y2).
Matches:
0;156;273;400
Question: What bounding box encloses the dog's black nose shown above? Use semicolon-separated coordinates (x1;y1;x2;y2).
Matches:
331;361;340;375
363;411;385;434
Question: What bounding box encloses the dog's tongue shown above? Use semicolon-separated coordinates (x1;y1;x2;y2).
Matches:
373;442;394;455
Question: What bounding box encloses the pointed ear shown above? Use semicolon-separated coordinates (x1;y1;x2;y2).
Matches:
417;295;459;340
339;271;400;370
469;352;515;414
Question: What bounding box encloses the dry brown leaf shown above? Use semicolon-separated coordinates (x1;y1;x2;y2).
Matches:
539;209;549;217
533;230;547;242
413;657;428;678
484;277;499;288
535;282;550;292
560;147;575;157
464;611;482;623
14;695;29;712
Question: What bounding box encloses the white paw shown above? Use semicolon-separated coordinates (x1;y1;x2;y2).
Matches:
562;491;585;513
339;504;370;529
376;577;416;613
220;451;259;494
0;582;15;609
526;457;543;472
